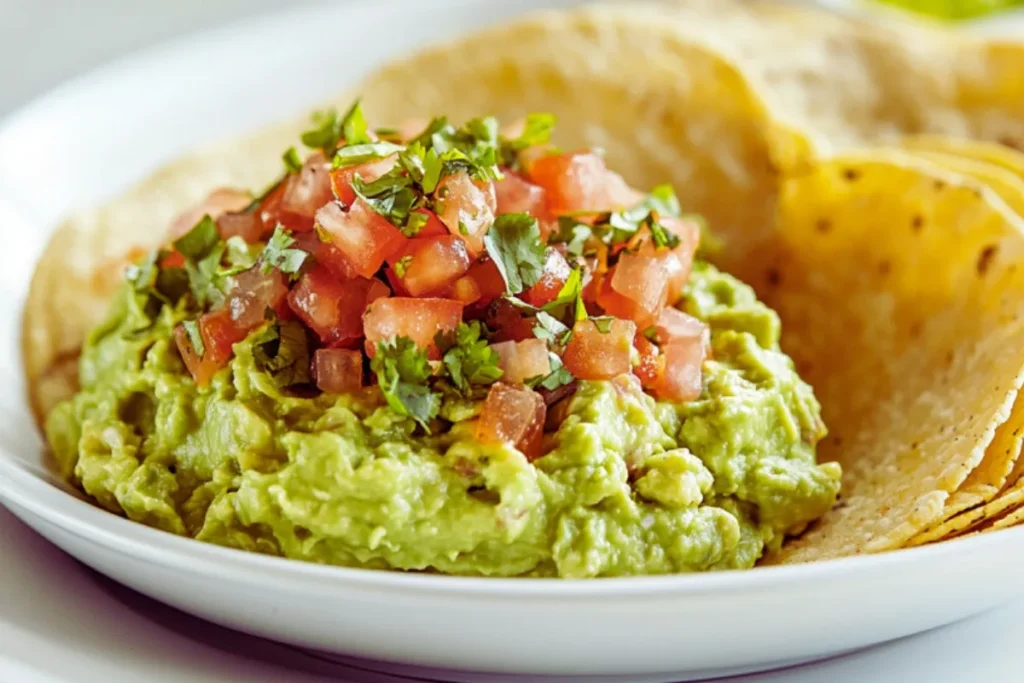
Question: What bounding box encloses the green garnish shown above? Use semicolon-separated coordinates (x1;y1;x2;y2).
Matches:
371;336;441;430
124;249;190;306
589;316;616;334
532;311;571;347
543;268;588;325
393;254;413;278
260;226;308;278
173;215;227;309
351;173;421;231
282;146;303;174
251;319;311;388
436;322;503;397
340;98;372;146
181;319;205;358
333;141;405;168
551;184;685;256
301;109;342;156
499;113;555;166
483;213;546;295
533;353;575;391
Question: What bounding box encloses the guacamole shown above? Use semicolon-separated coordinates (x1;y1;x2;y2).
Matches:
47;261;841;577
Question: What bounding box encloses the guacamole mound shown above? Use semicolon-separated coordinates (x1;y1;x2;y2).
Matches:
45;261;840;577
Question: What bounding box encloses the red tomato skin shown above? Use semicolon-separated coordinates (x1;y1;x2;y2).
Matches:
435;171;496;256
466;259;506;307
286;266;376;346
486;298;536;343
490;339;551;384
633;334;665;388
281;155;334;218
527;152;642;215
363;297;464;359
174;325;220;387
475;383;547;461
561;318;637;380
259;181;315;234
316;199;406;278
398;235;472;296
329;156;396;207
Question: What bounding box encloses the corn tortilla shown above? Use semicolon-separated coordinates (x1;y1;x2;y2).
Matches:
900;135;1024;182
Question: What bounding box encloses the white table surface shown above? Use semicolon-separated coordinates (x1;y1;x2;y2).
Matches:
1;1;1022;681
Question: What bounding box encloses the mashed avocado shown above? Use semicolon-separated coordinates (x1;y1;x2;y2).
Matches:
46;261;840;577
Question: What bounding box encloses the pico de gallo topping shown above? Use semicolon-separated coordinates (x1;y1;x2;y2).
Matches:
132;101;709;458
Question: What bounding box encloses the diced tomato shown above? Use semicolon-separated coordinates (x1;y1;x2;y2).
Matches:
363;297;464;358
447;275;482;305
287;266;383;345
490;339;551;384
654;307;709;348
651;338;706;403
412;208;448;238
527;152;643;215
329;156;397;206
466;259;506;307
633;334;664;389
366;278;391;305
494;171;550;233
397;235;472;296
174;324;221;388
522;248;571;307
561;318;636;380
226;266;290;330
167;188;252;239
475;383;547;461
259;181;315;233
660;216;701;304
312;348;364;394
291;230;359;280
486;298;535;343
161;251;185;269
316;199;406;278
608;247;670;327
385;267;410;297
594;272;646;326
435;171;496;256
281;155;333;218
199;308;249;366
216;211;264;244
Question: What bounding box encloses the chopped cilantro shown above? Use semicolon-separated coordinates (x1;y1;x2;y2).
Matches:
251;320;311;388
332;141;405;168
351;173;420;230
282;146;303;174
483;213;546;295
542;268;587;325
173;215;227;309
402;209;429;237
181;319;205;357
532;311;571;347
340;98;372;146
125;249;189;306
499;112;555;166
224;236;259;273
551;217;594;259
393;254;413;278
537;353;574;391
301;108;341;156
436;322;503;397
371;336;441;430
259;225;308;277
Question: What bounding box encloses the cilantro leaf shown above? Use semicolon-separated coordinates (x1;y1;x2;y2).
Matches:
173;215;227;309
499;113;555;167
301;108;341;155
532;311;571;347
538;353;574;391
181;319;205;358
351;173;420;230
223;236;259;273
251;320;311;388
483;213;546;295
282;146;303;174
436;322;503;397
125;249;189;306
333;141;405;168
370;336;441;430
340;98;372;146
550;217;594;259
541;268;587;325
393;254;413;278
259;226;308;278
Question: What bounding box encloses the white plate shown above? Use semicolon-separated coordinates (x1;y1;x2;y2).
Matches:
3;1;1024;679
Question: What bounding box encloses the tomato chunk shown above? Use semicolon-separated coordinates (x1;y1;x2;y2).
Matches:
527;152;642;215
259;181;314;233
561;318;636;380
435;171;496;255
447;275;482;305
330;156;397;206
633;334;664;388
651;338;706;403
168;188;251;238
476;383;547;461
291;230;359;280
316;199;406;278
281;155;333;218
312;348;364;394
363;297;464;358
398;235;472;296
466;259;506;307
654;307;709;347
486;298;535;343
490;339;551;384
175;325;220;387
216;211;264;244
609;247;670;327
522;248;571;307
226;266;289;331
494;171;551;234
288;267;385;346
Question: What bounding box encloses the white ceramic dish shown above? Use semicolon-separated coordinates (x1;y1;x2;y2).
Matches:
3;1;1024;679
